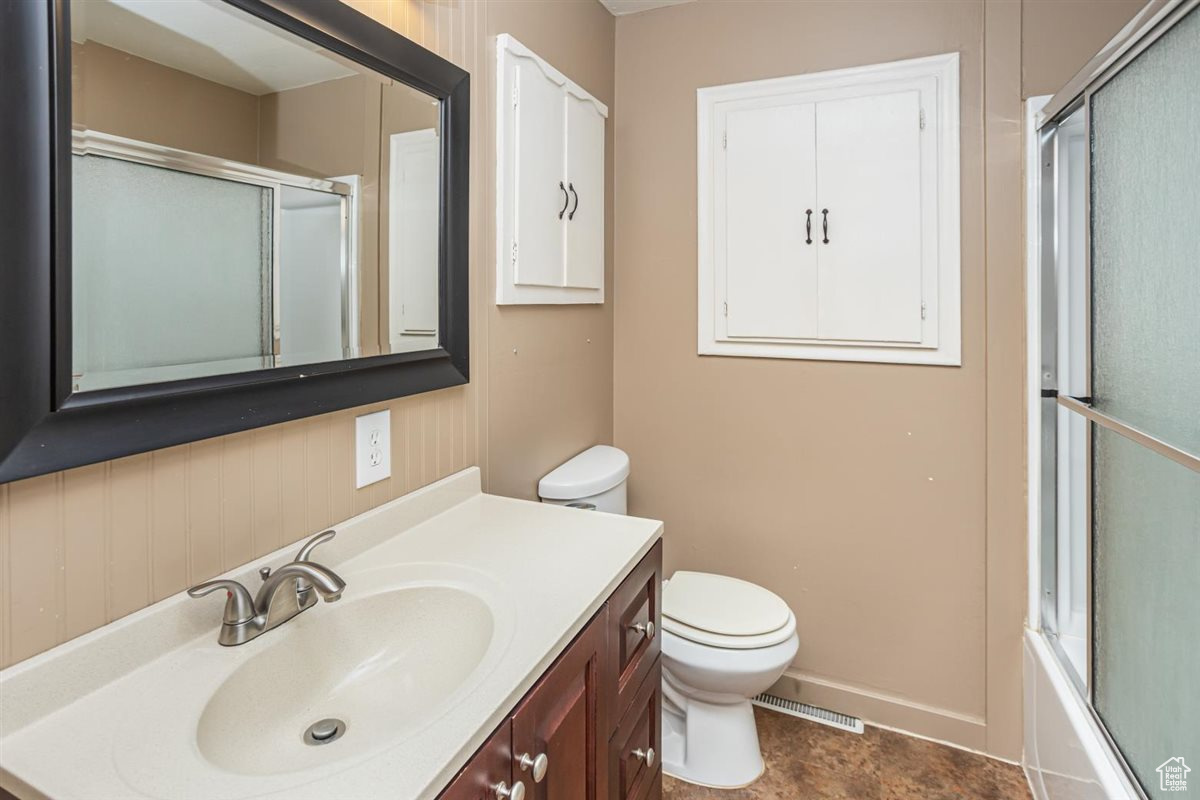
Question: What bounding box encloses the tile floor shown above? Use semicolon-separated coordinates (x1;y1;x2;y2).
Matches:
662;707;1032;800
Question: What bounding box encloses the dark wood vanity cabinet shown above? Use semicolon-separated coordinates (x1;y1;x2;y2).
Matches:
511;617;606;800
438;541;662;800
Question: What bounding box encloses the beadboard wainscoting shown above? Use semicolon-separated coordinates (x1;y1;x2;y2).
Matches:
0;389;475;668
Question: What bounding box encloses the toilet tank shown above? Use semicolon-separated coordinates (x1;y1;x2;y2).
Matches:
538;445;630;514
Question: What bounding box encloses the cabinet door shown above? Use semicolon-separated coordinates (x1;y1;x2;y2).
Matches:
720;101;818;339
439;721;516;800
513;58;566;288
608;658;662;800
512;611;607;800
564;92;605;290
814;90;924;343
606;542;661;720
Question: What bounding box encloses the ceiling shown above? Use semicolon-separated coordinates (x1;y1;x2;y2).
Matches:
70;0;357;96
598;0;696;16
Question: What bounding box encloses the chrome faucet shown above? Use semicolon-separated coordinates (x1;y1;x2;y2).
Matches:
188;530;346;646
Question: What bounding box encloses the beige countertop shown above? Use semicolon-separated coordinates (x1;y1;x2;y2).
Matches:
0;467;662;800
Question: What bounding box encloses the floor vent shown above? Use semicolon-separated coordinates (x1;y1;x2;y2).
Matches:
751;693;865;734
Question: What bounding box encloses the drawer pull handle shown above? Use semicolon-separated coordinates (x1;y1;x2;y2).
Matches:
630;620;655;639
516;752;549;783
493;780;526;800
632;747;656;767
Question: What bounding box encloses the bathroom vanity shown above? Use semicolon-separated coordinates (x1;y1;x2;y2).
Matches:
440;537;662;800
0;469;663;800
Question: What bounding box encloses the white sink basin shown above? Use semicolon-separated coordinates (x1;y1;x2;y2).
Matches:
197;585;494;776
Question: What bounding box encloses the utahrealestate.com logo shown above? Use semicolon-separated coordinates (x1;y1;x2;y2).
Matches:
1158;757;1191;792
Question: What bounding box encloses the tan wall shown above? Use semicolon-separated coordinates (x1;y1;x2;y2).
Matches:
1022;0;1144;97
483;1;617;500
259;75;387;354
71;41;260;164
0;0;613;670
612;0;1132;759
614;0;993;750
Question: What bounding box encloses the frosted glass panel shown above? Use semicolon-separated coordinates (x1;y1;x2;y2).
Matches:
1090;8;1200;454
72;155;272;390
1093;426;1200;796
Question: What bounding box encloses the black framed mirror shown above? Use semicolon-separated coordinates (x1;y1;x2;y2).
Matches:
0;0;469;483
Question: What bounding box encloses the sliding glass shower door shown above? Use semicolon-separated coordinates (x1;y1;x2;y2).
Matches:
1039;4;1199;797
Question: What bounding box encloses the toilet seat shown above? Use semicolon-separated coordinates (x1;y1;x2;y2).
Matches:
662;572;794;649
661;612;796;649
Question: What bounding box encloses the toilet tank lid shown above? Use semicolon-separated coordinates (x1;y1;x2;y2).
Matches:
538;445;630;500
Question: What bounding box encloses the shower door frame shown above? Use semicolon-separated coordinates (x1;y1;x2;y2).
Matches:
71;129;360;386
1033;1;1200;797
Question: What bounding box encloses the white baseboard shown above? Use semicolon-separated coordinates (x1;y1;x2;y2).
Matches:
768;669;988;753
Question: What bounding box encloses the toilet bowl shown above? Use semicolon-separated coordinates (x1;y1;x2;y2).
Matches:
659;571;798;788
539;446;800;790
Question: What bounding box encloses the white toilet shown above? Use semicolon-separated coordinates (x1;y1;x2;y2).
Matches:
539;446;800;789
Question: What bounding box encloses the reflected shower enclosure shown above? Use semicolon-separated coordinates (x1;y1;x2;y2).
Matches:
69;0;444;392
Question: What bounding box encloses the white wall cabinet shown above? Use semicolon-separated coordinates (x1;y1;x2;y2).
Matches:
497;34;607;305
699;53;961;365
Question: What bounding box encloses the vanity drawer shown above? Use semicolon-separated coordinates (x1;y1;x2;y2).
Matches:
439;722;514;800
608;656;662;800
607;541;662;722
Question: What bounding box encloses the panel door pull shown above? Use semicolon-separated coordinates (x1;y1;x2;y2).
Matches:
805;209;813;244
821;208;830;244
517;751;549;783
558;181;569;219
568;182;579;220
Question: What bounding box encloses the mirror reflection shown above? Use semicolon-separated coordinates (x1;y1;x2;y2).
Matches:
70;0;442;392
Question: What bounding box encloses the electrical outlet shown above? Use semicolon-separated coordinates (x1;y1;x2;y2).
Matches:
355;410;391;489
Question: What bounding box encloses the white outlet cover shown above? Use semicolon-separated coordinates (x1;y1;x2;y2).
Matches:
355;409;391;489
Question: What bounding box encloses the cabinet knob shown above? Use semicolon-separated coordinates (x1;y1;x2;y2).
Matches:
493;780;526;800
630;620;655;639
632;747;656;767
516;751;549;783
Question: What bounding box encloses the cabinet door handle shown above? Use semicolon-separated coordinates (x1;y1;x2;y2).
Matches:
493;780;526;800
805;209;813;245
558;181;569;220
517;752;549;783
568;182;579;220
821;208;830;244
630;620;655;639
632;747;656;767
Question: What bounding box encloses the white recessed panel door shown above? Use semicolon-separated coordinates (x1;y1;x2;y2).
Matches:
389;129;439;338
722;102;818;339
815;89;923;343
564;92;605;290
513;60;566;287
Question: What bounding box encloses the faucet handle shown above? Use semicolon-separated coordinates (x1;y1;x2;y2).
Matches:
295;529;336;563
187;579;255;625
